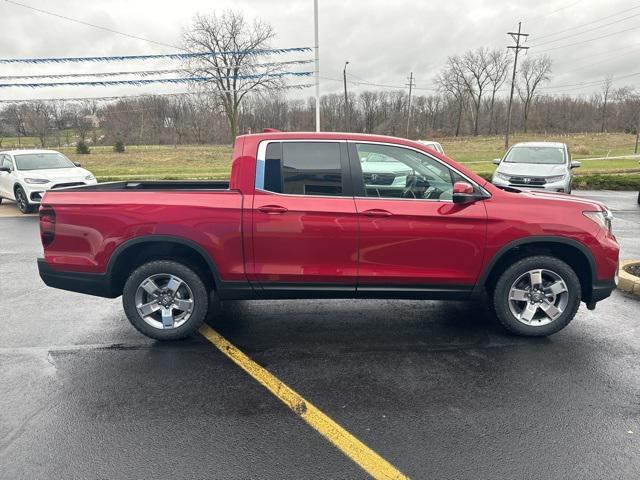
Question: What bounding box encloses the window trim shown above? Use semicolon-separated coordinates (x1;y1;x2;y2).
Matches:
348;140;490;203
255;139;353;199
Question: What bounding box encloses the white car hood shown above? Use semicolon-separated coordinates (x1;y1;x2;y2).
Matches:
497;162;567;177
18;167;90;183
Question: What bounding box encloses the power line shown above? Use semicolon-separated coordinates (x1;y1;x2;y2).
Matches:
530;12;640;47
1;0;181;50
524;0;583;22
533;4;640;40
532;24;640;53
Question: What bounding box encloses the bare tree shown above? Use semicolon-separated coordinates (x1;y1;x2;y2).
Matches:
436;59;468;136
459;48;493;136
486;49;510;134
183;10;284;141
23;102;51;148
517;55;553;133
599;76;613;133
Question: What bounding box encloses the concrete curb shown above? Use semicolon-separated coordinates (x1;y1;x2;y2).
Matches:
618;260;640;296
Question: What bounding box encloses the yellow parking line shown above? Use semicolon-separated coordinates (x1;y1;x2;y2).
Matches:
199;324;409;480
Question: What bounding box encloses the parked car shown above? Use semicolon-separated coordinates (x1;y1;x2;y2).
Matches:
417;140;445;154
37;132;618;340
491;142;581;193
0;149;97;213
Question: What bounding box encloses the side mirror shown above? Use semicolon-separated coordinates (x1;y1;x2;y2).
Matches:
0;166;11;173
73;162;82;167
570;161;581;168
452;181;479;204
492;158;501;165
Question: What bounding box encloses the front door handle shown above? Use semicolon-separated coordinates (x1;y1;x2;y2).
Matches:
362;209;393;217
258;205;288;214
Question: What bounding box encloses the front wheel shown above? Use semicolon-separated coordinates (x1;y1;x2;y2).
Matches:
492;255;581;336
15;186;35;213
123;260;209;340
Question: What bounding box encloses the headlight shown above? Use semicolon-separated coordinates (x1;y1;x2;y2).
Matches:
85;174;96;181
584;209;613;233
545;174;566;183
24;178;49;184
493;172;510;181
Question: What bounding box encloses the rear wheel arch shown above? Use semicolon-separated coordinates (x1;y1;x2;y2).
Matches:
107;236;220;297
479;237;595;303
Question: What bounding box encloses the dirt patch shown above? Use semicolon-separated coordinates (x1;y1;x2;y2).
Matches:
623;263;640;278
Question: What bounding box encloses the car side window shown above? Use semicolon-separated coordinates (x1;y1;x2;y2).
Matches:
1;155;13;171
258;142;344;196
356;143;459;201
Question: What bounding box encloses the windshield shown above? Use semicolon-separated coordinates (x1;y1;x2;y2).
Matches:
14;153;76;171
504;146;566;165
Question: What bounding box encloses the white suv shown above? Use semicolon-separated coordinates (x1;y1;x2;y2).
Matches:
0;149;97;213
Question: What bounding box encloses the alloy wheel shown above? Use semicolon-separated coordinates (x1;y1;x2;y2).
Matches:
134;273;195;330
507;269;569;326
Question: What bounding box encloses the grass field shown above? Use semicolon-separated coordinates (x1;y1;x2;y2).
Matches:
6;132;639;187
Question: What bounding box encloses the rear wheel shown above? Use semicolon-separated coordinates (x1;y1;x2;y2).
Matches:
123;260;209;340
15;186;35;214
492;255;581;336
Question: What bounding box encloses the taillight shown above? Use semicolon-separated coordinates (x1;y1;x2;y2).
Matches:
40;205;56;247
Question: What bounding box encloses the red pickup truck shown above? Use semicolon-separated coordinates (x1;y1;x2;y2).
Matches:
37;132;619;340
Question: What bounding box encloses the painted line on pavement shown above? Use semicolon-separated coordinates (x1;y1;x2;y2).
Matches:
199;324;409;480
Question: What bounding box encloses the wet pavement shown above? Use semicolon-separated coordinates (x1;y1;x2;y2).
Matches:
1;191;639;479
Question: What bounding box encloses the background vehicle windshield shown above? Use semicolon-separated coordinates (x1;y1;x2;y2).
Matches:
14;153;76;171
504;146;565;165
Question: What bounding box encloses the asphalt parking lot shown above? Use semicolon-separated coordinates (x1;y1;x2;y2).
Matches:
1;191;639;480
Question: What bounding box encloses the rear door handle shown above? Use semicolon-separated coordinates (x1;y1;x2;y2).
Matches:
258;205;288;214
362;209;393;217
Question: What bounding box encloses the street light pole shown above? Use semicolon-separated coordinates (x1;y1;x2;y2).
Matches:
343;61;350;131
314;0;320;132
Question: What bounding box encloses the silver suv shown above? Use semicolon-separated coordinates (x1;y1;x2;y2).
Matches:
491;142;581;194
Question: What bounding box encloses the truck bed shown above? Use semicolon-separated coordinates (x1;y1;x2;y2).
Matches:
59;180;231;192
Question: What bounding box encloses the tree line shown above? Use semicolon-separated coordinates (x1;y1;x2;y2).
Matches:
1;85;638;148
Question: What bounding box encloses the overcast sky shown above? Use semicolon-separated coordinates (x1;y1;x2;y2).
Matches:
0;0;638;102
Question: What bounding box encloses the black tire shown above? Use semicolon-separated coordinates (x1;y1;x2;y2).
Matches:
15;186;35;214
492;255;581;337
123;260;209;340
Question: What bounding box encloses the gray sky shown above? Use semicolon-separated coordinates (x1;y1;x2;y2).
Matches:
0;0;638;102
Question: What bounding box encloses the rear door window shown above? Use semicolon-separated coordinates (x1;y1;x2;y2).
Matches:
258;142;345;196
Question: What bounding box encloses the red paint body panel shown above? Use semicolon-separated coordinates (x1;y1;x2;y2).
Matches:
39;131;619;298
43;190;245;281
355;197;487;285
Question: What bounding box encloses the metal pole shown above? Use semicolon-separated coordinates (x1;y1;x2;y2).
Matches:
505;22;528;149
343;61;349;131
406;72;413;139
314;0;320;132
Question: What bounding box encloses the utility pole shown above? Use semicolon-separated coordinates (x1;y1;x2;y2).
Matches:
505;22;529;149
343;61;350;131
405;72;415;139
314;0;320;132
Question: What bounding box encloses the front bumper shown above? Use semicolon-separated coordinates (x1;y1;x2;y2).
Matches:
38;258;116;298
491;176;571;193
24;179;98;203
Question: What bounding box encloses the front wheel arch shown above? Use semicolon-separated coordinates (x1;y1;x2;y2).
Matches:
479;238;594;303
